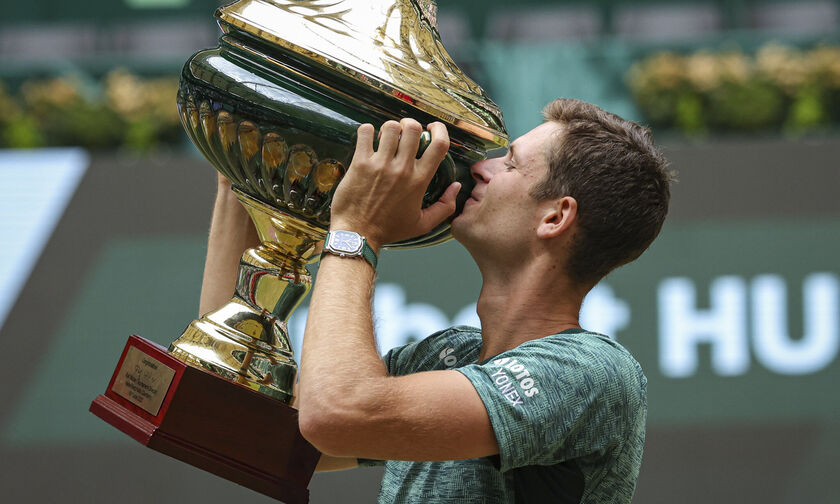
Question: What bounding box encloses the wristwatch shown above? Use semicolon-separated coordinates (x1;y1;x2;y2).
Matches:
321;230;378;268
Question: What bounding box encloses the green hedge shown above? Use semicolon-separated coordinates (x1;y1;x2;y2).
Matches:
0;70;182;151
627;44;840;135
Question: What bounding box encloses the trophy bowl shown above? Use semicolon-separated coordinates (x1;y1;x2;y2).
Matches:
170;0;508;403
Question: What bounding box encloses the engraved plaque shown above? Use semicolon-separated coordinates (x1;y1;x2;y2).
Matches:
112;346;176;416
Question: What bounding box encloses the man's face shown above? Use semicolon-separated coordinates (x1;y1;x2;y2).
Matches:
452;122;561;258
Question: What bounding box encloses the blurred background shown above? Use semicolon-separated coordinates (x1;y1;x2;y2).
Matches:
1;0;838;502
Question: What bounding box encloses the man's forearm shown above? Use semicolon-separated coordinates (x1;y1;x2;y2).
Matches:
198;178;260;316
300;254;386;393
298;254;390;452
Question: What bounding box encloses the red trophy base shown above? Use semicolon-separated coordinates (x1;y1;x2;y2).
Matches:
90;335;320;503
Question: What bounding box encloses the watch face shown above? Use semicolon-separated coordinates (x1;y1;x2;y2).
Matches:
329;230;363;254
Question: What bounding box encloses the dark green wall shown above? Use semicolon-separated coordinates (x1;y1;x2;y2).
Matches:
1;136;839;502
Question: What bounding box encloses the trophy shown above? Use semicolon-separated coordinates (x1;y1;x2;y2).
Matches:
91;1;507;502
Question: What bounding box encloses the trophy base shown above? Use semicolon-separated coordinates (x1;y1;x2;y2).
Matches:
90;335;320;503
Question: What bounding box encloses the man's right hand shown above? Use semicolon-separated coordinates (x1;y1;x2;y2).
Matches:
328;119;460;251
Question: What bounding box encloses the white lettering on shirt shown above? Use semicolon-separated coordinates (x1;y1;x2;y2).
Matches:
489;362;537;406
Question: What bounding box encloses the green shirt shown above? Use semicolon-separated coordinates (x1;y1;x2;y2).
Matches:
370;326;647;503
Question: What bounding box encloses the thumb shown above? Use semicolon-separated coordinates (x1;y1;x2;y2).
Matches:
417;182;461;233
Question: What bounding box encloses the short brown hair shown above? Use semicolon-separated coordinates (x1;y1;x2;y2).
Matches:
531;98;673;286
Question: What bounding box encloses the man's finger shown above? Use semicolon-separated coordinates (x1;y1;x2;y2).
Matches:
394;118;423;166
417;122;450;178
376;120;402;160
352;123;375;161
417;182;461;233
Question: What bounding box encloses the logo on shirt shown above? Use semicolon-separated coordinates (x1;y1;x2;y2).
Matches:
491;357;540;406
439;347;459;368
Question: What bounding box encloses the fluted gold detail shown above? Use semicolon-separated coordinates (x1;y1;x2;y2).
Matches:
261;132;288;192
314;159;343;193
238;121;260;161
178;94;345;225
287;147;315;182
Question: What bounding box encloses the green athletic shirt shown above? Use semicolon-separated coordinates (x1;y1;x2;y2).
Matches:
365;325;647;503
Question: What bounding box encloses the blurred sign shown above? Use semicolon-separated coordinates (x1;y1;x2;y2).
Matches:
659;273;837;377
0;148;87;331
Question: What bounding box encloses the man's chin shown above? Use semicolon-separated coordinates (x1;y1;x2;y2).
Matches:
450;219;463;240
450;216;472;245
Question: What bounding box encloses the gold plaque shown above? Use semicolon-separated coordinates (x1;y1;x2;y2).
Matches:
112;346;176;416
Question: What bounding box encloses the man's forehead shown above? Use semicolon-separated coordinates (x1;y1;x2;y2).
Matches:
526;121;564;142
515;122;563;158
484;122;562;160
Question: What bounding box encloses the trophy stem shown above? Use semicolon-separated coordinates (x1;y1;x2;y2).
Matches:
169;191;326;403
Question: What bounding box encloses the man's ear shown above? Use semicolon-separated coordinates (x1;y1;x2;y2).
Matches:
536;196;577;239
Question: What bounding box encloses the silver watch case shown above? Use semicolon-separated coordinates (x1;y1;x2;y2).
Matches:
325;230;365;256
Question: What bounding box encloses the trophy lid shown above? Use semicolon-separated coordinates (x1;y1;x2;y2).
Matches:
216;0;509;148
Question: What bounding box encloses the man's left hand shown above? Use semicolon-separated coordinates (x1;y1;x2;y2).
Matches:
329;119;461;251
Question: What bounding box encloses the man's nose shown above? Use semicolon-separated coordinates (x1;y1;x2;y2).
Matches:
470;158;497;184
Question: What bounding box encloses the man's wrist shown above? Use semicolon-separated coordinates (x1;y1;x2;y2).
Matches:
323;229;379;268
328;221;382;253
217;172;234;188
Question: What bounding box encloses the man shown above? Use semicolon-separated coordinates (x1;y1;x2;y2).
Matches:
201;98;671;502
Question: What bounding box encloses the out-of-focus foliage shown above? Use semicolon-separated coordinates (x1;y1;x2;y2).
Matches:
0;69;182;151
627;44;840;136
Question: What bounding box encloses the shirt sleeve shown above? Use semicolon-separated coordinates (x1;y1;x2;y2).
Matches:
365;327;480;467
455;334;646;472
382;326;481;376
381;339;421;375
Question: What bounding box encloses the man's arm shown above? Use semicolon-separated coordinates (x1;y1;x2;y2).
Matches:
198;175;260;316
298;120;499;461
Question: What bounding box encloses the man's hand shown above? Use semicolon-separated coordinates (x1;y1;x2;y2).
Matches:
329;119;461;251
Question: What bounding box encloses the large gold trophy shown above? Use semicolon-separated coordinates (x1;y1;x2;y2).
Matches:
91;1;507;502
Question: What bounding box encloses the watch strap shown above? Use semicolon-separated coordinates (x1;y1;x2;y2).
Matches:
359;239;378;268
